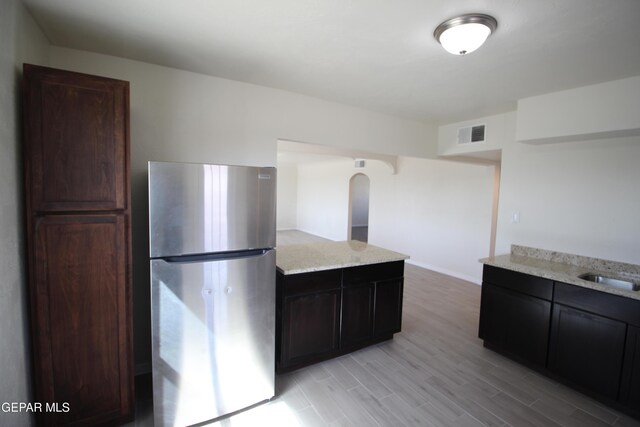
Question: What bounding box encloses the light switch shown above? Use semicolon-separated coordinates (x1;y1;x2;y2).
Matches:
512;212;520;223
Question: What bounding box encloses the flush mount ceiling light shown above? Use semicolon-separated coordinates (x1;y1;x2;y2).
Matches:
434;13;498;55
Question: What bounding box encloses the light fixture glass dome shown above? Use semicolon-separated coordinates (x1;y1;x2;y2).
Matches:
434;14;498;55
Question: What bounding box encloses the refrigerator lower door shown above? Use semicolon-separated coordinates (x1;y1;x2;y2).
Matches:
151;250;275;427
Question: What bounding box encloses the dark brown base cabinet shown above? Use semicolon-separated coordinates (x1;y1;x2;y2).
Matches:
277;261;404;372
374;278;404;336
479;265;640;420
621;326;640;412
23;64;134;426
549;303;626;400
479;282;551;366
341;284;375;348
278;269;342;368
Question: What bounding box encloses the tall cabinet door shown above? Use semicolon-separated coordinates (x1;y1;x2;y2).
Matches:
33;215;132;426
23;64;128;213
23;64;133;426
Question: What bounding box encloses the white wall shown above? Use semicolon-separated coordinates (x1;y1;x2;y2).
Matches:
48;47;436;369
0;1;50;425
295;158;496;283
50;48;435;160
496;135;640;264
438;112;516;158
296;160;352;241
517;76;640;143
276;162;298;230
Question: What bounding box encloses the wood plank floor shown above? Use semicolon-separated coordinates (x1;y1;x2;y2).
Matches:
129;252;640;426
276;229;332;246
253;264;639;427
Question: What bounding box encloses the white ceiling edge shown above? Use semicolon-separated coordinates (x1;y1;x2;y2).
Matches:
278;139;398;173
20;0;640;124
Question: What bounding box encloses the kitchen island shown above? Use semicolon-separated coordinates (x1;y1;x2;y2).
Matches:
276;240;409;372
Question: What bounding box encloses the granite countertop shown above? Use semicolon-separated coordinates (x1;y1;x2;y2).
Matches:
276;240;409;275
480;245;640;301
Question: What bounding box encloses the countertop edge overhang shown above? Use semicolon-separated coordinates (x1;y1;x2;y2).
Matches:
276;240;409;275
480;245;640;301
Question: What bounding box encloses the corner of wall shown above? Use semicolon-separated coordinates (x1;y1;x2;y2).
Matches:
437;111;516;158
0;2;50;425
516;76;640;143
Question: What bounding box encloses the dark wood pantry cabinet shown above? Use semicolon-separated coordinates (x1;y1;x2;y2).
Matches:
23;64;134;426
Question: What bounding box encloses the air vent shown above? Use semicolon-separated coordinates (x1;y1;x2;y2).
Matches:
354;159;366;168
457;124;486;145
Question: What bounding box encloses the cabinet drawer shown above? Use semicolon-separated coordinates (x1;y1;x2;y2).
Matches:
554;282;640;326
280;269;342;296
343;261;404;286
483;265;553;300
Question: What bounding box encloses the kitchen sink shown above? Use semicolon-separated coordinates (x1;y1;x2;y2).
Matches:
578;273;639;291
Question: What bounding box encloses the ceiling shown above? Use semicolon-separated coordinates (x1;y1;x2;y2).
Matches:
277;139;400;168
22;0;640;124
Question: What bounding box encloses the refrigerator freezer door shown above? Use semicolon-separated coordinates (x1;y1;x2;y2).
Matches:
148;162;276;258
151;249;275;427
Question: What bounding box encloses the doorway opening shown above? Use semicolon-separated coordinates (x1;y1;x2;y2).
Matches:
348;173;370;242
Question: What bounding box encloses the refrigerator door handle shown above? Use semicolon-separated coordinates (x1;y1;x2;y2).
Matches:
159;248;270;263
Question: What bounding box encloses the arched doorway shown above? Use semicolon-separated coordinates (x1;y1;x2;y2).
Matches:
348;173;370;242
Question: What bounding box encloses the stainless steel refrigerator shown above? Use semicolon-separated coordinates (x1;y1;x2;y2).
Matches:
148;161;276;427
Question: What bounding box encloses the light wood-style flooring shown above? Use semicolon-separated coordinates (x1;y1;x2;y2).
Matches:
276;230;332;246
128;232;640;426
255;264;639;427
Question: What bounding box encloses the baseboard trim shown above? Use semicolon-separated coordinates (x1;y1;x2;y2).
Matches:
406;260;481;285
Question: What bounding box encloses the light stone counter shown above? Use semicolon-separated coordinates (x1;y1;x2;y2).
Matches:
276;240;409;275
480;245;640;301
